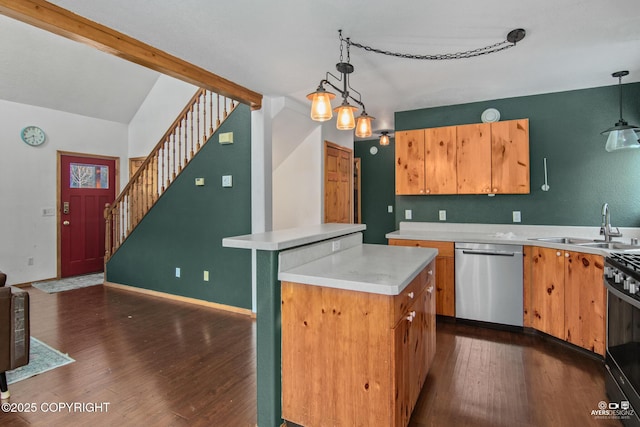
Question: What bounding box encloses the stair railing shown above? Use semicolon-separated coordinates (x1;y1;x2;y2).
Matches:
105;89;237;260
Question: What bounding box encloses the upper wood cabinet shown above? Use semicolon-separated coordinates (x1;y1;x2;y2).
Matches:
457;123;492;194
491;119;530;194
396;130;425;195
425;126;457;194
395;119;530;195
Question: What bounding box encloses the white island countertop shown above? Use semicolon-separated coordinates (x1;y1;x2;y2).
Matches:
279;243;437;295
222;223;366;251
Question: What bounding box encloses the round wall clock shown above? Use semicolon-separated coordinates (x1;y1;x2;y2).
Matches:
21;126;46;146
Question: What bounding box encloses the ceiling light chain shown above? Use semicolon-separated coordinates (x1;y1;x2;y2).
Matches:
346;28;526;61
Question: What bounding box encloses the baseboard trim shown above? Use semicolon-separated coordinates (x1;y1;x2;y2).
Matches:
104;281;254;317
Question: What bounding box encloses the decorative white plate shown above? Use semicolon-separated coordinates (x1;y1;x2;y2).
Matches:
481;108;500;123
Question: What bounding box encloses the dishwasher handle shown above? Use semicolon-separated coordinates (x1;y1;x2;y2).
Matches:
460;249;517;257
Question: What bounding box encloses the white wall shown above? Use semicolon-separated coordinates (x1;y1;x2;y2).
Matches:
271;99;355;230
273;126;323;229
128;75;198;160
0;99;128;285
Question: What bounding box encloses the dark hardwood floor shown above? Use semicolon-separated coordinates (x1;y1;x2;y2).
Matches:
0;285;620;426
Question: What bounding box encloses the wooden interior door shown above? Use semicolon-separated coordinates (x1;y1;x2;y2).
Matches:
324;141;353;223
60;154;117;277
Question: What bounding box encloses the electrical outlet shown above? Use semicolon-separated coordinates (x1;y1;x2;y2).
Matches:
388;205;393;213
405;209;412;220
439;210;447;221
222;175;232;187
175;267;181;278
513;211;522;223
332;241;341;252
204;270;209;281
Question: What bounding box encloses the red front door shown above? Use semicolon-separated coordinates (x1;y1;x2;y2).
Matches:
60;154;116;277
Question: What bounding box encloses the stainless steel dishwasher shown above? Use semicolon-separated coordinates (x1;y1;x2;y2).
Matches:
455;242;523;327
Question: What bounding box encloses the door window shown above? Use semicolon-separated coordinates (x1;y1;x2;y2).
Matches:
70;163;109;189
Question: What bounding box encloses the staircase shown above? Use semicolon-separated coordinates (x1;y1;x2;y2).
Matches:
105;88;238;261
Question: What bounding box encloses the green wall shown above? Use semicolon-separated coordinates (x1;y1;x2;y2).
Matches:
106;104;252;309
354;139;397;243
387;83;640;232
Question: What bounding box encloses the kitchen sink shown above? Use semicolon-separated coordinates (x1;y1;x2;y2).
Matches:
576;242;640;251
528;237;593;244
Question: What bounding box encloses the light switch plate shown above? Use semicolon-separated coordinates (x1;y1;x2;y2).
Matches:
203;270;209;281
439;210;447;221
405;209;412;220
513;211;521;223
388;205;393;213
175;267;181;278
195;177;205;186
222;175;232;187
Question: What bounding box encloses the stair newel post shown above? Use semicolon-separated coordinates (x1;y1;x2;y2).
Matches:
104;205;111;260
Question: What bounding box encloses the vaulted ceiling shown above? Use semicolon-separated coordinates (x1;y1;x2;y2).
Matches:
4;0;640;129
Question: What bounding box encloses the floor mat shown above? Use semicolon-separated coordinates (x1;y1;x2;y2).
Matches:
32;273;104;293
6;337;75;385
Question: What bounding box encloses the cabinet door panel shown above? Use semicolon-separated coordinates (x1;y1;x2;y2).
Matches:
396;130;425;195
392;316;411;427
435;256;455;316
491;119;530;194
564;252;606;355
456;123;491;194
425;126;457;194
531;246;565;338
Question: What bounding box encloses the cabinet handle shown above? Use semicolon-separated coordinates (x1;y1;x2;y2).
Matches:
565;252;569;258
428;270;433;276
493;188;498;192
425;189;431;194
406;310;416;322
427;286;434;294
408;291;414;299
556;251;561;257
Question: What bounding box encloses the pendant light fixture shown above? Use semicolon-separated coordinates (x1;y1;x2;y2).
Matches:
602;71;639;152
376;129;393;146
307;30;374;137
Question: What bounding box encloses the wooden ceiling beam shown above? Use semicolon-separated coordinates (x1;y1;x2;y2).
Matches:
0;0;263;110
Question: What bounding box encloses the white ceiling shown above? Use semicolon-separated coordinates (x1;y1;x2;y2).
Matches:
4;0;640;129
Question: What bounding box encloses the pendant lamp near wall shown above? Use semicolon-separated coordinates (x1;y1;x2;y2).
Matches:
602;71;639;152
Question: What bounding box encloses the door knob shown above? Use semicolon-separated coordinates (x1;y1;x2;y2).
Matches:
63;221;70;226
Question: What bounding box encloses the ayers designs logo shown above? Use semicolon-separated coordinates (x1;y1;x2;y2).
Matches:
591;400;635;420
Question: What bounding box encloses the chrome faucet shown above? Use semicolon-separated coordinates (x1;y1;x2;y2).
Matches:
600;203;623;242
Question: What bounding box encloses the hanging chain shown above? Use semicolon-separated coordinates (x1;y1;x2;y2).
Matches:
345;34;517;61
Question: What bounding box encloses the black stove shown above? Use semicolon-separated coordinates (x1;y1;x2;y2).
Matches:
605;253;640;426
605;253;640;307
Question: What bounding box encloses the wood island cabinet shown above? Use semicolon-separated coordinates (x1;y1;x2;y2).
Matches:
388;239;455;317
395;119;529;195
527;246;606;355
281;261;436;427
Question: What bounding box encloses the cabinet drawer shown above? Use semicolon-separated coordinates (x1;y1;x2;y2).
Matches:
392;261;434;327
389;239;454;257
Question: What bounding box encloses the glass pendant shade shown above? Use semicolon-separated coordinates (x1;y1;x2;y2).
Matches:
355;113;374;138
379;133;390;146
334;102;357;130
307;88;335;122
604;127;640;152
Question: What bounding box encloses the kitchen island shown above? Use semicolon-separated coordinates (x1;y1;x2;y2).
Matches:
279;239;437;427
223;224;437;427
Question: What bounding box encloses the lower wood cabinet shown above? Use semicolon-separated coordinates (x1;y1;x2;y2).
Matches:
281;261;436;427
389;239;455;317
526;246;606;355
